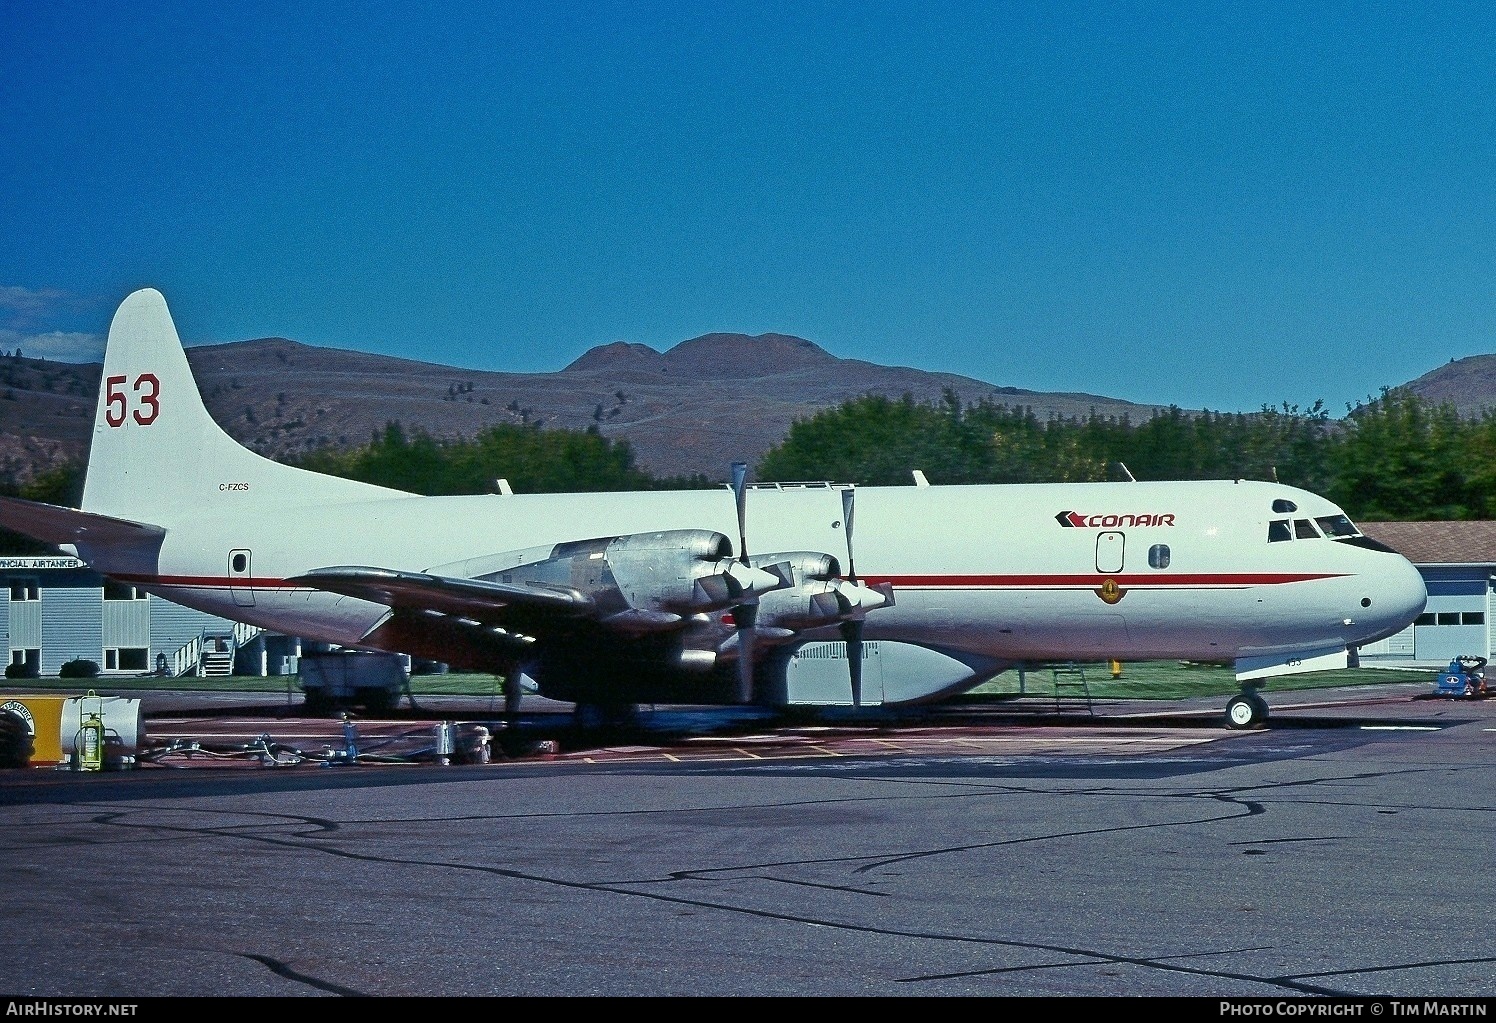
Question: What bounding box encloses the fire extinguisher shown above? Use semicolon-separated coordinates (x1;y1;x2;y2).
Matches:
76;691;105;772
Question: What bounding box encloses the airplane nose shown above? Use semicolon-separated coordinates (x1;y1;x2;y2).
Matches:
1353;554;1427;644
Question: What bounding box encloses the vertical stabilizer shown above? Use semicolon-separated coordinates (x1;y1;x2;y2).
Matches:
80;289;405;521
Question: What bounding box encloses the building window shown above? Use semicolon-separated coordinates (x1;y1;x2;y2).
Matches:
1462;612;1485;626
8;579;38;601
103;581;147;601
1148;544;1170;569
1414;613;1435;626
1436;612;1461;626
103;648;149;672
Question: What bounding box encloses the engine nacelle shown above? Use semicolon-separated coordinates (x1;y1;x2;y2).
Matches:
756;578;893;631
747;551;840;584
737;550;895;633
478;529;788;627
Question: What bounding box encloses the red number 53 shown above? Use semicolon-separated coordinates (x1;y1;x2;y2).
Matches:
104;373;161;427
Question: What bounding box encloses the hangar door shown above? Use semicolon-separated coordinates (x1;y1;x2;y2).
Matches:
1414;576;1490;664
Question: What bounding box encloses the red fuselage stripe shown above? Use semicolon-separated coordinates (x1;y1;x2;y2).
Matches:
868;573;1345;587
116;571;1348;590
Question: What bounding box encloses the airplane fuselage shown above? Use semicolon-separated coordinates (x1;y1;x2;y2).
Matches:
86;478;1425;702
5;290;1425;716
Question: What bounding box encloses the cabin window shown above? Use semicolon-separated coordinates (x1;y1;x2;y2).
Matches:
1293;519;1320;539
1314;514;1359;538
1272;499;1297;513
103;581;147;601
1268;520;1292;542
1148;544;1170;569
8;579;38;601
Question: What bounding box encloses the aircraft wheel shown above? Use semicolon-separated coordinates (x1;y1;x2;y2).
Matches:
573;703;638;729
1225;692;1268;730
358;687;394;715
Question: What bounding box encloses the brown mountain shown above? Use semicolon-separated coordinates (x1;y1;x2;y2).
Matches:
0;332;1168;484
19;329;1441;486
1398;355;1496;415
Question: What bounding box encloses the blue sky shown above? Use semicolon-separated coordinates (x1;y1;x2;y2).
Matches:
3;3;1493;416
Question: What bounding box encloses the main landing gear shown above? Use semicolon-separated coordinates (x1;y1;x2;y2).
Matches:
1224;681;1269;730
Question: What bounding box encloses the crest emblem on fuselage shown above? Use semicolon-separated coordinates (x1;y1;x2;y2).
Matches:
1096;578;1125;604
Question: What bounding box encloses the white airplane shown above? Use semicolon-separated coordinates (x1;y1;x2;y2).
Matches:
0;289;1428;729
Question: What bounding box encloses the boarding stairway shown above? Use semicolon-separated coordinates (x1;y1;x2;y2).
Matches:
169;622;265;678
1050;661;1094;715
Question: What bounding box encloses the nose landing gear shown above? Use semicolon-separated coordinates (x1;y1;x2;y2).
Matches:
1225;681;1270;730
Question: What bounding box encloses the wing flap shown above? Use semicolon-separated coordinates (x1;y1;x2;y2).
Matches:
288;566;595;622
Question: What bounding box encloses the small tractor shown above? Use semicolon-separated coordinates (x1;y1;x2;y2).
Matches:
1431;655;1489;699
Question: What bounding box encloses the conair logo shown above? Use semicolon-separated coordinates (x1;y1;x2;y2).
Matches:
1056;511;1177;528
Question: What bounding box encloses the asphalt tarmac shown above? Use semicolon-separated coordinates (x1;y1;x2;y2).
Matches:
0;680;1492;999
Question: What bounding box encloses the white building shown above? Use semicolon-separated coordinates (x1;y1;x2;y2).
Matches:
2;555;297;679
1356;521;1496;667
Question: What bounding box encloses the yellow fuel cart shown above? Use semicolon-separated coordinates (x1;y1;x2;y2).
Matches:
0;692;144;769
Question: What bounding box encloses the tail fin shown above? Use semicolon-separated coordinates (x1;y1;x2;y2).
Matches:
80;289;406;522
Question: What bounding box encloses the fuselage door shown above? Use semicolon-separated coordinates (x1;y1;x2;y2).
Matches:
1095;531;1125;574
228;548;255;607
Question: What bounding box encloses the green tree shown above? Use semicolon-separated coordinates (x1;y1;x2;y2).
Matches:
0;459;87;554
1328;390;1471;519
295;420;660;495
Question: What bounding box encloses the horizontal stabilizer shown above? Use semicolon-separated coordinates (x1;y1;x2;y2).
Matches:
0;495;165;548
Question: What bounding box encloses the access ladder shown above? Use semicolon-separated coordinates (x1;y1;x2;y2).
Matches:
1050;661;1093;715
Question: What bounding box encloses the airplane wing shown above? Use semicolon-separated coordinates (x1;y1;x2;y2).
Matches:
287;527;792;639
287;526;895;704
288;566;596;623
0;495;166;547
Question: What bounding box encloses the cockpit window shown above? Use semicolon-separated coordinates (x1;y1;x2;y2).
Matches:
1268;519;1292;542
1272;499;1298;513
1293;519;1321;539
1315;514;1360;538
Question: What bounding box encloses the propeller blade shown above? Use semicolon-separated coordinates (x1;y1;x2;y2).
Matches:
840;485;862;708
735;602;757;703
729;461;756;704
841;486;857;581
840;619;863;709
732;461;750;565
